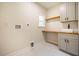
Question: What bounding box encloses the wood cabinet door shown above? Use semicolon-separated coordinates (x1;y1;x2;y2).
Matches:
60;38;67;51
78;3;79;20
67;38;78;55
60;3;67;22
66;2;76;21
58;34;67;51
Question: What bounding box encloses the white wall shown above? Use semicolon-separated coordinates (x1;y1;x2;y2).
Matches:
45;4;63;45
0;2;47;55
47;4;61;17
46;4;63;30
46;21;63;30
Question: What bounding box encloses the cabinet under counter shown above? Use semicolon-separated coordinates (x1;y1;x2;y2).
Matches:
58;33;79;56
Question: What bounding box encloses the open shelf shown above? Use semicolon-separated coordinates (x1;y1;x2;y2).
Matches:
46;16;60;21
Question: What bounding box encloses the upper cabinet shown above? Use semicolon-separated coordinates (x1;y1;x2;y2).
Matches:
60;2;78;22
60;3;66;22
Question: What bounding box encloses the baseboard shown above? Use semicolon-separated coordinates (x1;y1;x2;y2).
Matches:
45;40;58;46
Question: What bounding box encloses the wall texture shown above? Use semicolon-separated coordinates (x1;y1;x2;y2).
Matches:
46;4;63;29
45;4;63;45
47;4;62;17
0;2;47;55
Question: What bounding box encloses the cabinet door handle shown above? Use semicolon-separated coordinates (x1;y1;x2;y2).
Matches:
65;39;66;42
67;17;68;20
67;40;69;43
65;18;66;20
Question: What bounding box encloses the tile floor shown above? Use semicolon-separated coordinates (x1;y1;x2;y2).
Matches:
7;41;70;56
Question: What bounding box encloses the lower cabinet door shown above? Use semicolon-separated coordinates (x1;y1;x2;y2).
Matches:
67;38;78;55
58;37;67;51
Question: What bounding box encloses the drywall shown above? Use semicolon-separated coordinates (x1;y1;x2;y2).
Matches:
45;4;63;45
47;4;61;17
46;4;63;29
46;21;63;30
0;2;47;55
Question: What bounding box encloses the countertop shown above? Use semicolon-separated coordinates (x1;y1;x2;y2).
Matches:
42;29;78;35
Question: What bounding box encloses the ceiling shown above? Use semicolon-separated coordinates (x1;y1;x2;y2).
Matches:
37;2;62;9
